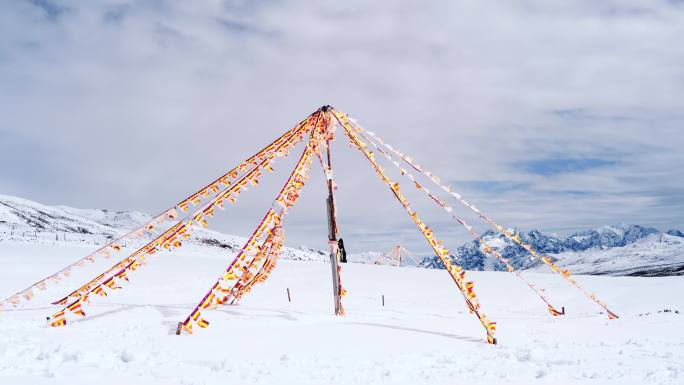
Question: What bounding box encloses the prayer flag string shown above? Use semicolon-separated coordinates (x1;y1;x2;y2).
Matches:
2;113;314;312
46;114;318;326
177;110;330;334
333;110;497;344
357;128;564;316
356;121;618;319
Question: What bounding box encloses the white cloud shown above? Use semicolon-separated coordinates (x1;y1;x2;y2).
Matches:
1;0;683;253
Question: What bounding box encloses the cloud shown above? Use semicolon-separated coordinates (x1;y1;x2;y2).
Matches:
0;0;683;254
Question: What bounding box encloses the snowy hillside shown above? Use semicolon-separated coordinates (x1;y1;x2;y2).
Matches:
536;233;684;276
348;247;422;267
0;194;132;237
346;251;384;264
0;194;326;262
421;224;684;277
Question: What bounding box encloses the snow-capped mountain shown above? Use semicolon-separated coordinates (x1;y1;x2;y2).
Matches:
421;223;684;276
0;194;326;261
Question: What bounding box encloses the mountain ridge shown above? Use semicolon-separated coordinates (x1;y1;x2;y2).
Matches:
420;223;684;276
2;194;682;276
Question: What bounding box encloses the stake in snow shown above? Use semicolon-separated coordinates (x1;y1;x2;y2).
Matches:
2;106;620;345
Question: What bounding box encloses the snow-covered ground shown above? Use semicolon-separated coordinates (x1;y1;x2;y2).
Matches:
1;242;682;385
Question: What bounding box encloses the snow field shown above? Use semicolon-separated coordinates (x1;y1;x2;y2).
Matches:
1;243;683;385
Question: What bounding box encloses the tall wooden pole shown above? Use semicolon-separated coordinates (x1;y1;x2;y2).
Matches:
322;107;343;316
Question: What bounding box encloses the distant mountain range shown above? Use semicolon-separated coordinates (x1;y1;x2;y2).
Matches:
2;194;682;276
421;224;684;276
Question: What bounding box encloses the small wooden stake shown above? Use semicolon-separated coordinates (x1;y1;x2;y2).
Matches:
382;295;385;307
287;288;292;302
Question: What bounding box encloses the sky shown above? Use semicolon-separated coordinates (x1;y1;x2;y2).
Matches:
1;1;683;254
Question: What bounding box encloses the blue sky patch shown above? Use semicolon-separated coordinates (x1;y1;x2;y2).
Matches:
29;0;67;21
457;180;530;193
516;158;617;176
